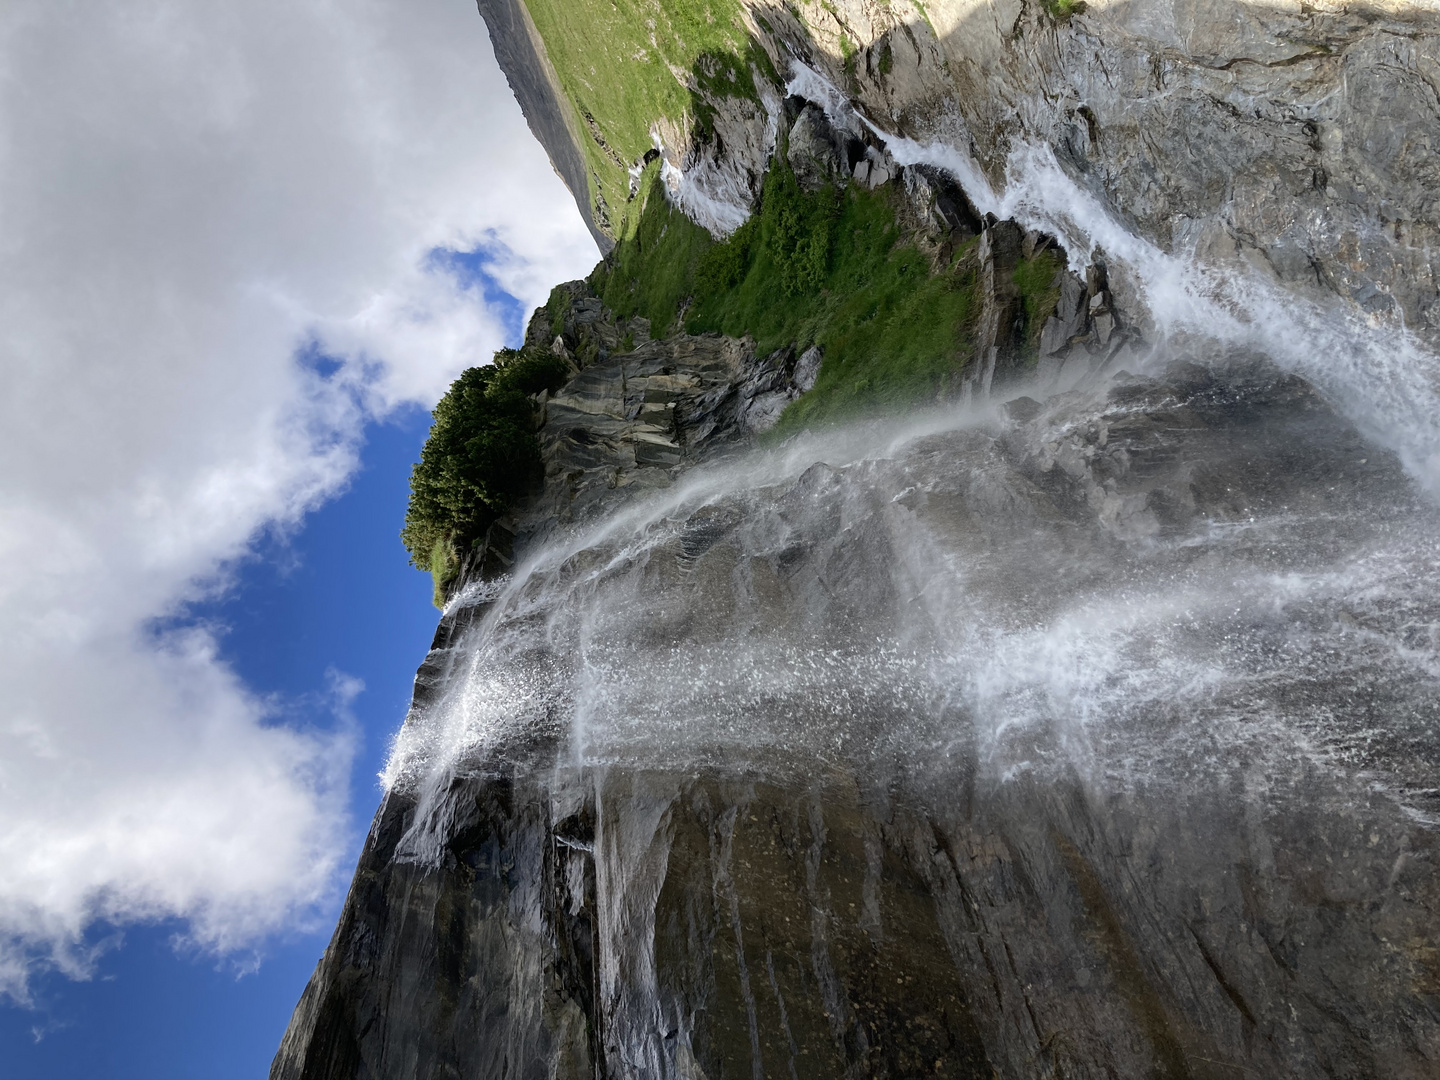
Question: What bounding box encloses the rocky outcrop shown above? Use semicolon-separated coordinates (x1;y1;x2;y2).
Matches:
817;0;1440;341
786;103;849;191
414;291;842;710
450;221;1134;601
789;0;1440;342
448;287;826;583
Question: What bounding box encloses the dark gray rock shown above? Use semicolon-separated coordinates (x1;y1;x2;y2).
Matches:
509;291;826;554
275;349;1440;1080
792;345;822;394
787;104;845;191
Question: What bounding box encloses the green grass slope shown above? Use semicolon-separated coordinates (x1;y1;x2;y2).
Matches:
520;0;773;239
592;159;984;432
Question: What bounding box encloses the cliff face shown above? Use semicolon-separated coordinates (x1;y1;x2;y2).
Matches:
794;0;1440;341
274;291;1440;1080
272;4;1440;1078
483;0;1440;346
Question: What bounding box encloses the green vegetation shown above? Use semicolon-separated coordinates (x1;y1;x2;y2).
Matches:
402;349;570;605
520;0;771;239
592;158;981;432
1042;0;1088;19
1013;249;1066;351
591;164;715;338
912;1;938;38
544;285;570;340
838;33;859;89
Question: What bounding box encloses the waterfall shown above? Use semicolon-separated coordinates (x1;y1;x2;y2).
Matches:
384;368;1440;848
275;41;1440;1080
359;328;1440;1073
788;62;1440;496
382;71;1440;844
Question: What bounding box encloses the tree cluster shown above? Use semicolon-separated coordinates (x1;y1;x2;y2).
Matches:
401;348;571;585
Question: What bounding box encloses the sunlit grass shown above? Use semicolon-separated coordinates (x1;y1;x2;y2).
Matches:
1043;0;1088;20
591;159;981;432
520;0;768;239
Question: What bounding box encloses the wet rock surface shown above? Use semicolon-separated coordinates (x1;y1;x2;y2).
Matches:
273;348;1440;1079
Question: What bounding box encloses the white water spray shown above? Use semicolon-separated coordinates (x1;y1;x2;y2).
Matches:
380;64;1440;864
384;367;1440;850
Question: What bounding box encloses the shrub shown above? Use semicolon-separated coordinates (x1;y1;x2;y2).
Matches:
491;347;571;396
696;216;757;292
401;349;570;602
760;165;837;296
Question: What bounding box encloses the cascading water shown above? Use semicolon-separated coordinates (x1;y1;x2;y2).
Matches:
386;352;1440;821
786;62;1440;492
361;352;1440;1075
281;69;1440;1080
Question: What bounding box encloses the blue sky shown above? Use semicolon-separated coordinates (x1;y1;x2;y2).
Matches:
0;1;596;1074
0;254;530;1079
0;406;433;1079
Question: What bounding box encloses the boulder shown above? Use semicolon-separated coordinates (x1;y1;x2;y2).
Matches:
786;104;843;191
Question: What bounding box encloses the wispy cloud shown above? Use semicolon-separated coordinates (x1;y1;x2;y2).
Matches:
0;0;596;1000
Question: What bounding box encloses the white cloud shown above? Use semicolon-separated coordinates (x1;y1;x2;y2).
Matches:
0;0;597;1000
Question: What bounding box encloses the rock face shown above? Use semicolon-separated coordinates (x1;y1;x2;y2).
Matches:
512;290;822;553
907;0;1440;339
273;340;1440;1079
786;103;849;191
